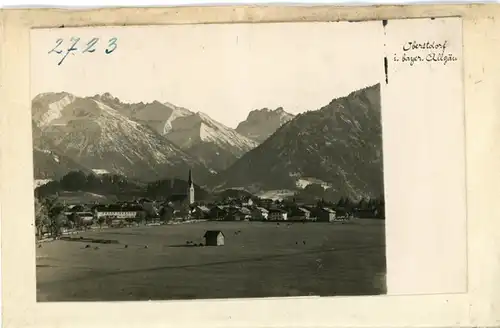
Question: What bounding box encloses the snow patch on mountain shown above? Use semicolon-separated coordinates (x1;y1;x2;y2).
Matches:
92;100;168;163
196;112;258;151
295;177;332;190
162;106;192;134
92;169;110;175
38;94;75;127
256;189;296;200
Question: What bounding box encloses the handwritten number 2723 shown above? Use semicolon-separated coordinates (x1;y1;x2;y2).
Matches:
48;37;118;65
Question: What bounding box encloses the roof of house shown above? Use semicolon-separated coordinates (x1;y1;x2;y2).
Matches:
123;205;144;211
78;212;94;216
196;205;210;212
298;207;311;213
240;207;251;215
92;205;106;211
69;205;88;212
204;230;224;238
322;207;336;213
93;204;144;212
100;204;122;211
137;198;154;203
64;211;94;217
269;208;287;213
256;207;269;213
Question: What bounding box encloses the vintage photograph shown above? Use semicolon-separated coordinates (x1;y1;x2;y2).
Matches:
31;21;386;301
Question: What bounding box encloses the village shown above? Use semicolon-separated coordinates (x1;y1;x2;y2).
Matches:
34;170;385;240
35;192;385;240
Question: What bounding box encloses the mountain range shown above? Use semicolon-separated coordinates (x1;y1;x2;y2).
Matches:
32;83;383;201
210;84;384;200
31;92;289;182
32;92;208;182
90;94;261;172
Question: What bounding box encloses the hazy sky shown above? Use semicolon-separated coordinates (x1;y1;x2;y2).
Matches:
31;22;384;128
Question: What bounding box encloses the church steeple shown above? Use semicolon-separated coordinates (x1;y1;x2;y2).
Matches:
187;169;195;205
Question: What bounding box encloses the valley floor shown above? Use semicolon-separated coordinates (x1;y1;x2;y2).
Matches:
36;219;386;301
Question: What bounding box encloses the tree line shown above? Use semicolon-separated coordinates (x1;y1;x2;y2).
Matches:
35;170;208;200
288;183;384;209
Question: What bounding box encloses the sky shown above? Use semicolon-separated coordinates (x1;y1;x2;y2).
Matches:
31;21;384;128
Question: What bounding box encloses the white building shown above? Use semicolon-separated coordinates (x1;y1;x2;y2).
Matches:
268;209;288;221
95;210;138;219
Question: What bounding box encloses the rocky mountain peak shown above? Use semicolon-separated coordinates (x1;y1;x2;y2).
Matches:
236;107;295;143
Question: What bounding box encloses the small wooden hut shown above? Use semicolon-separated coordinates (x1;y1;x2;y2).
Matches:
203;230;225;246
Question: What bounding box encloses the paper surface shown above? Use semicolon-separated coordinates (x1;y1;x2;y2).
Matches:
0;5;498;328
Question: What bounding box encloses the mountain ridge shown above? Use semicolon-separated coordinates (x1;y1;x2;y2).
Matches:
163;111;258;171
210;83;384;201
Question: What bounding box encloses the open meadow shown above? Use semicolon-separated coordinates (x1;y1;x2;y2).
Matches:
36;220;386;301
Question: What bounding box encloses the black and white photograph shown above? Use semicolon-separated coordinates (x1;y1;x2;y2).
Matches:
31;21;388;302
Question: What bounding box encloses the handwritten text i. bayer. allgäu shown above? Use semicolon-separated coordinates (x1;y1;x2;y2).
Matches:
393;40;458;66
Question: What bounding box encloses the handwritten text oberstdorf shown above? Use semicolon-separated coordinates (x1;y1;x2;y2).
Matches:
393;41;458;66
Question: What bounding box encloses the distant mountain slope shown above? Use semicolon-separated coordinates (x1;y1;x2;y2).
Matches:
235;107;294;143
212;84;383;201
32;119;91;179
31;93;210;182
164;112;258;171
32;149;89;180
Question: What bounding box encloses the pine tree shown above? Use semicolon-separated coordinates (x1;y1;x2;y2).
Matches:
34;198;48;240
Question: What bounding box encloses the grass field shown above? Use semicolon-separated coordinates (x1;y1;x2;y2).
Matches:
36;219;386;301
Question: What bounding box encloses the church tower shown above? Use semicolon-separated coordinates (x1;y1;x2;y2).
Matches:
187;169;195;205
